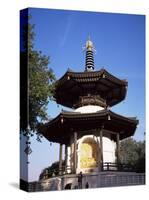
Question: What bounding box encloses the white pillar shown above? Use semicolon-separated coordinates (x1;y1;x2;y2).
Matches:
64;145;68;173
73;132;77;174
99;129;103;170
67;146;71;173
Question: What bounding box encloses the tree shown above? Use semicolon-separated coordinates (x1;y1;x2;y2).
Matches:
20;14;56;141
119;138;145;172
135;140;145;172
39;160;65;180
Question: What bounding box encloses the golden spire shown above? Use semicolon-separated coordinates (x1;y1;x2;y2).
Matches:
86;35;94;51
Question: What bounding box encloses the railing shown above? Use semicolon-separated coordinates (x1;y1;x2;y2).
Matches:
40;162;142;180
40;165;72;180
102;162;134;172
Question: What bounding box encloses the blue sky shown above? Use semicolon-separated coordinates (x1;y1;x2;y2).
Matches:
24;8;145;181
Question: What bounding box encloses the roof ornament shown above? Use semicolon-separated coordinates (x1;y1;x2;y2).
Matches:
61;117;64;124
102;73;106;78
83;36;96;72
108;115;111;121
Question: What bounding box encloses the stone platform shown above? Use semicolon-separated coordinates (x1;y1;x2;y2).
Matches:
39;172;145;191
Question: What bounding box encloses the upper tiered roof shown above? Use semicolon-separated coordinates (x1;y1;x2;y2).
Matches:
54;68;128;108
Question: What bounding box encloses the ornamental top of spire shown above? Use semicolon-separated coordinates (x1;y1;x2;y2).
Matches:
85;36;94;51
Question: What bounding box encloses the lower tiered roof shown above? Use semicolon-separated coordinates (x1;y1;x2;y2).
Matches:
38;109;138;145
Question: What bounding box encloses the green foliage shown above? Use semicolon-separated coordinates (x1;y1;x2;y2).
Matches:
28;50;55;131
39;160;65;180
119;138;145;172
21;16;56;136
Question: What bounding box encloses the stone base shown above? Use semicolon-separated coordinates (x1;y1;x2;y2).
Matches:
40;172;145;191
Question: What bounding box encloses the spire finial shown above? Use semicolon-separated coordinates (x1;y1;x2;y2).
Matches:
86;36;94;51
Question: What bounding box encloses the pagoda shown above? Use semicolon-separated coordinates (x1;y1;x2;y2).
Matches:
39;38;138;188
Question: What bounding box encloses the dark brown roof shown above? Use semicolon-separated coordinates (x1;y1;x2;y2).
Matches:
38;109;138;145
54;68;128;108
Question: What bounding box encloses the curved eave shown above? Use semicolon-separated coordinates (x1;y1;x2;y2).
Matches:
55;68;127;87
53;68;128;108
38;110;138;144
54;89;127;108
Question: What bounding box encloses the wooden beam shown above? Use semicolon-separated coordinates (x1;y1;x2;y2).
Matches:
59;144;63;175
116;133;120;165
65;145;68;173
